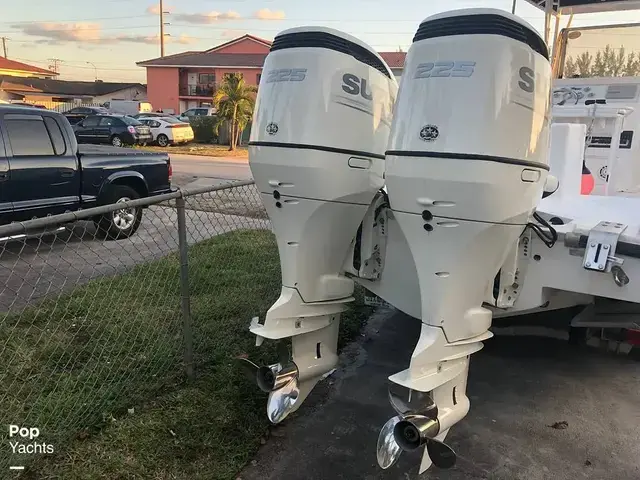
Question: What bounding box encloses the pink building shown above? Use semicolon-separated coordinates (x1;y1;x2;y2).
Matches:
137;34;406;115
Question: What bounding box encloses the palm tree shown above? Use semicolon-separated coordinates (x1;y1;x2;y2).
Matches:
212;73;257;151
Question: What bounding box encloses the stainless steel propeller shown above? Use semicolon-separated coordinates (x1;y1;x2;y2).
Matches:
376;383;457;470
236;341;300;423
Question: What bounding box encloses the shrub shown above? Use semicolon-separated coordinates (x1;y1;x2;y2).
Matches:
188;116;219;144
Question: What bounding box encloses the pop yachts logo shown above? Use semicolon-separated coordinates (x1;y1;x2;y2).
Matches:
8;425;54;455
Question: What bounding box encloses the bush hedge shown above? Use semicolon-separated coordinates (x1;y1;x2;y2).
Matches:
188;116;219;144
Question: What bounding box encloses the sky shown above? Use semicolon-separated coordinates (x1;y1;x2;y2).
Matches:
2;0;640;84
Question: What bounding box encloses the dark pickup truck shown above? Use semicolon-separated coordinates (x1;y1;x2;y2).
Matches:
0;106;173;239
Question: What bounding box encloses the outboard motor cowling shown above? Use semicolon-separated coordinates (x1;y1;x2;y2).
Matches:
250;26;397;304
245;26;398;424
378;8;551;473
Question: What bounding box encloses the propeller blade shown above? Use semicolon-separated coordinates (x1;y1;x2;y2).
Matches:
388;383;437;418
236;357;260;383
426;438;457;469
266;376;300;423
377;416;403;469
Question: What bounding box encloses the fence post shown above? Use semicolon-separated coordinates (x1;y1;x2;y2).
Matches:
176;196;195;381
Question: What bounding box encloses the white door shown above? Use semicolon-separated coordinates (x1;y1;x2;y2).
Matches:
188;73;198;86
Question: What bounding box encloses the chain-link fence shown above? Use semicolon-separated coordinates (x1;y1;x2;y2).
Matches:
0;180;280;473
12;101;105;113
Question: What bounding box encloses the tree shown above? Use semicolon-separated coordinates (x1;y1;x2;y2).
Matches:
212;73;257;151
563;44;640;78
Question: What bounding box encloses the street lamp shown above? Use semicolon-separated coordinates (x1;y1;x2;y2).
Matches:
86;61;98;81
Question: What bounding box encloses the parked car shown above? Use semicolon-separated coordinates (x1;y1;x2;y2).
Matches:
130;112;177;120
178;107;215;122
0;106;172;238
137;116;194;147
64;106;109;125
73;115;153;147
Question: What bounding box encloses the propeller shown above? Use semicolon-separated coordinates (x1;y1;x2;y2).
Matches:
236;341;300;424
376;384;457;470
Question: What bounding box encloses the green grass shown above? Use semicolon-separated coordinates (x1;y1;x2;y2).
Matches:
1;229;372;479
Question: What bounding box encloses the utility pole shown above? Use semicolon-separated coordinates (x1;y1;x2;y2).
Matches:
160;0;165;57
48;58;62;74
1;37;8;58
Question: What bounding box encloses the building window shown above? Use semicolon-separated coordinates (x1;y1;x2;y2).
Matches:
198;73;215;84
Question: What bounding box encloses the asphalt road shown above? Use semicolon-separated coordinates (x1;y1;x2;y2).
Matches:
0;151;261;311
78;144;252;188
241;310;640;480
169;153;252;188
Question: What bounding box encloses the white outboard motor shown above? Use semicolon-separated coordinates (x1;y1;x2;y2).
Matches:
378;9;551;472
243;26;398;423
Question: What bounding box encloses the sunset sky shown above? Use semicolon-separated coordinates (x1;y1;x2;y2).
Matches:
3;0;639;83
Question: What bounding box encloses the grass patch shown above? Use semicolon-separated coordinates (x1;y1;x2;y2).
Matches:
137;144;248;158
2;229;372;479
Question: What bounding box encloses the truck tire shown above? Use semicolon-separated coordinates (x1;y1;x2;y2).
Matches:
94;184;143;240
157;134;169;147
111;135;123;147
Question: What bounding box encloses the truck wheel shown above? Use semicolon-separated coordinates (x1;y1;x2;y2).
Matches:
111;135;123;147
157;134;169;147
95;185;143;240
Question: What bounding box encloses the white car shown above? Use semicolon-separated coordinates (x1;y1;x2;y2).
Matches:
137;116;194;147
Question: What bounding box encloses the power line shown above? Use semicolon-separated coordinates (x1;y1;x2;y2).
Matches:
48;58;62;73
13;57;141;71
2;15;149;25
0;24;156;35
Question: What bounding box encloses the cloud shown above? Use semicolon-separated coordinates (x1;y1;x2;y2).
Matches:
13;21;196;47
173;34;197;45
220;29;245;39
146;3;173;15
253;9;285;20
113;34;160;45
13;22;102;44
113;33;197;45
173;11;241;24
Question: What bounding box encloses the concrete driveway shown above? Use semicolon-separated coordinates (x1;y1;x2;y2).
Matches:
240;310;640;480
